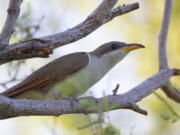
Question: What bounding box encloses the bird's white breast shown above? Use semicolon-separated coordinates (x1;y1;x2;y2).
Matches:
53;53;113;97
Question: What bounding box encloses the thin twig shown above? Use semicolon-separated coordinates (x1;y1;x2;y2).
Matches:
112;83;119;95
158;0;172;70
104;2;139;23
161;83;180;103
173;68;180;76
0;0;22;47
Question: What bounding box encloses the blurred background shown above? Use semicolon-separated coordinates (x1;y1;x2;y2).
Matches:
0;0;180;134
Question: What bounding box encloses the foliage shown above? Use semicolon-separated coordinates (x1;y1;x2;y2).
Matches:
101;124;120;135
11;4;42;42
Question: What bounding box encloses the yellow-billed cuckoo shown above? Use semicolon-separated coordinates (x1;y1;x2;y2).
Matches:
1;41;144;100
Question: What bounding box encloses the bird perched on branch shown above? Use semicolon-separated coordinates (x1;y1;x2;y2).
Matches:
1;41;144;100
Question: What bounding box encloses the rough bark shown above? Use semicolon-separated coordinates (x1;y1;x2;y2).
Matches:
0;0;180;119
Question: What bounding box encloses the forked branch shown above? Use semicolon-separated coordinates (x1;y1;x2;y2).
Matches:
0;1;139;65
0;0;22;47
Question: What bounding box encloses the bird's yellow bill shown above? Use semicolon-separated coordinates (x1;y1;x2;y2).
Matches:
122;44;145;51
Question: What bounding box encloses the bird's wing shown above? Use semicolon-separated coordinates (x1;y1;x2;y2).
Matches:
1;52;89;98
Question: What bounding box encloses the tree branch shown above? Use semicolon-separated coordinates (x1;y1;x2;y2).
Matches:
157;0;180;102
0;69;176;119
0;1;139;65
0;0;22;47
0;0;179;120
158;0;172;70
104;2;139;23
162;83;180;103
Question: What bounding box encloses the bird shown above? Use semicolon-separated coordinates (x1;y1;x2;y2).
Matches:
1;41;144;100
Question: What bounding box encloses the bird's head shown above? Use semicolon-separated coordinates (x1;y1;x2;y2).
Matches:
92;41;145;64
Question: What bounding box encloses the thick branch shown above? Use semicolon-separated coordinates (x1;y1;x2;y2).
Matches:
0;0;22;47
0;2;139;65
120;69;174;102
0;69;176;119
158;0;172;70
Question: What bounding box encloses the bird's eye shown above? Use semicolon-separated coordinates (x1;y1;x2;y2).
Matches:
111;44;117;50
